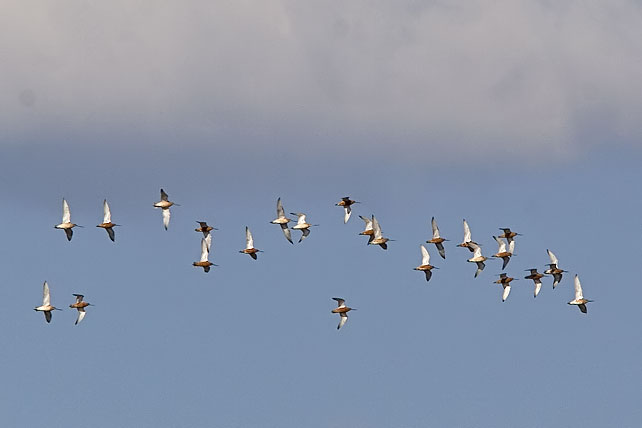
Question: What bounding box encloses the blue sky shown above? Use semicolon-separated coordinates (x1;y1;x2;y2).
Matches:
1;2;642;427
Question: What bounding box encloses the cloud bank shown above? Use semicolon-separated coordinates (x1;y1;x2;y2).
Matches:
2;0;641;159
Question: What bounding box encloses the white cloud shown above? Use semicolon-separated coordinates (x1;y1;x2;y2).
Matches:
1;0;641;160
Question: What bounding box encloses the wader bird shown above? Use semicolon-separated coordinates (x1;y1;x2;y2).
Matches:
291;212;318;243
193;237;216;273
545;249;567;289
456;219;477;252
96;199;119;242
568;275;593;314
426;217;448;259
270;198;294;244
335;197;359;224
498;227;522;244
414;245;437;282
331;297;355;330
467;242;487;278
195;221;216;249
368;215;392;250
492;236;513;269
34;281;61;323
494;273;517;302
524;269;547;298
55;198;80;241
69;294;91;325
153;189;177;230
240;227;261;260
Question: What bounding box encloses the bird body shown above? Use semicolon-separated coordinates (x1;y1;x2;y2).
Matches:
335;197;359;224
331;297;355;330
193;237;215;272
426;217;448;259
240;227;261;259
153;189;176;230
291;212;317;243
498;227;521;243
524;269;547;298
492;236;513;269
271;198;294;244
55;198;79;241
494;273;517;302
568;275;593;313
34;281;61;323
69;294;91;325
96;199;119;241
545;249;566;288
457;219;478;252
467;242;487;278
414;245;437;282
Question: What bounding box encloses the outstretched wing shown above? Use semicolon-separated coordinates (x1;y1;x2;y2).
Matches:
436;242;446;259
344;206;352;224
43;281;51;306
299;228;310;243
574;275;583;300
494;236;506;253
474;261;485;278
502;285;511;302
420;245;430;266
162;208;171;230
337;314;348;330
360;215;373;232
534;279;542;298
62;199;71;223
276;198;285;218
200;238;210;262
75;308;86;325
372;216;382;239
547;249;558;265
431;217;440;239
462;219;471;243
103;199;111;223
245;227;254;249
501;256;511;270
160;189;169;201
280;224;293;244
332;297;345;307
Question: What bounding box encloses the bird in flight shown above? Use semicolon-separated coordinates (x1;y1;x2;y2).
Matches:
331;297;355;330
568;275;593;314
96;199;119;242
426;217;448;259
193;237;216;273
335;197;359;224
55;198;81;241
153;189;177;230
414;245;438;282
270;198;294;244
34;281;61;323
69;294;92;325
291;212;318;243
239;227;261;260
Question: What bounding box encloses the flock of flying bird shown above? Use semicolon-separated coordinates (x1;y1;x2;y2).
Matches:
37;190;593;329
